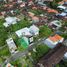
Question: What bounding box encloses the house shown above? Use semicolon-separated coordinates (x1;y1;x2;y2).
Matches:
15;25;39;47
64;1;67;6
17;0;23;3
28;12;35;17
6;38;18;54
44;34;64;48
58;1;64;5
32;7;37;10
1;11;6;16
20;2;25;8
29;25;39;35
28;1;34;6
47;9;58;14
35;0;53;3
64;9;67;13
43;6;48;10
57;5;66;10
50;20;62;29
15;27;32;38
3;16;18;27
37;2;46;6
32;16;39;23
15;25;39;37
16;27;34;47
59;12;67;17
6;63;14;67
56;12;67;19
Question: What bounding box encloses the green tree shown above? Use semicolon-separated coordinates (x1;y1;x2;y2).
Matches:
31;44;50;62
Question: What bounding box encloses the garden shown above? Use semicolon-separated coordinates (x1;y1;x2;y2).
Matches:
29;44;50;63
39;25;53;38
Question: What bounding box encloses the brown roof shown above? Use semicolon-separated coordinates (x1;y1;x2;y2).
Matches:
36;43;67;67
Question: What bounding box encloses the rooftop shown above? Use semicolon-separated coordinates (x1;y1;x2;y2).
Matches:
49;34;63;42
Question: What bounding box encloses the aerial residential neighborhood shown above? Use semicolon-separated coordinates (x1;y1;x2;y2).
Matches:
0;0;67;67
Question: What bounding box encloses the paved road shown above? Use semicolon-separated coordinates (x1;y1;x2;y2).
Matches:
2;37;46;67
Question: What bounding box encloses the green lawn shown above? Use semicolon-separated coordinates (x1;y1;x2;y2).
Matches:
30;44;50;62
0;46;10;56
0;46;10;63
39;25;53;38
0;19;8;46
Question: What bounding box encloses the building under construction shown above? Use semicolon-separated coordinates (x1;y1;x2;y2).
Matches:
35;42;67;67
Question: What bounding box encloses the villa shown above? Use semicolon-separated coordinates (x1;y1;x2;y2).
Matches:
15;25;39;37
15;25;39;48
49;20;62;29
3;16;20;27
6;38;18;54
44;34;64;48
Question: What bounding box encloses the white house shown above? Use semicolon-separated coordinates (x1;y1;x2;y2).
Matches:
59;12;67;17
15;25;39;45
6;38;18;54
15;27;34;45
50;20;62;29
17;0;23;3
57;5;66;10
3;17;18;27
44;34;64;48
29;25;39;36
15;27;32;38
16;25;39;37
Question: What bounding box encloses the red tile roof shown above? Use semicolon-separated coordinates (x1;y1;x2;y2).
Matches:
49;34;63;42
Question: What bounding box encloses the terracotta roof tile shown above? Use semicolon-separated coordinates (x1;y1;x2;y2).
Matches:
49;34;62;42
